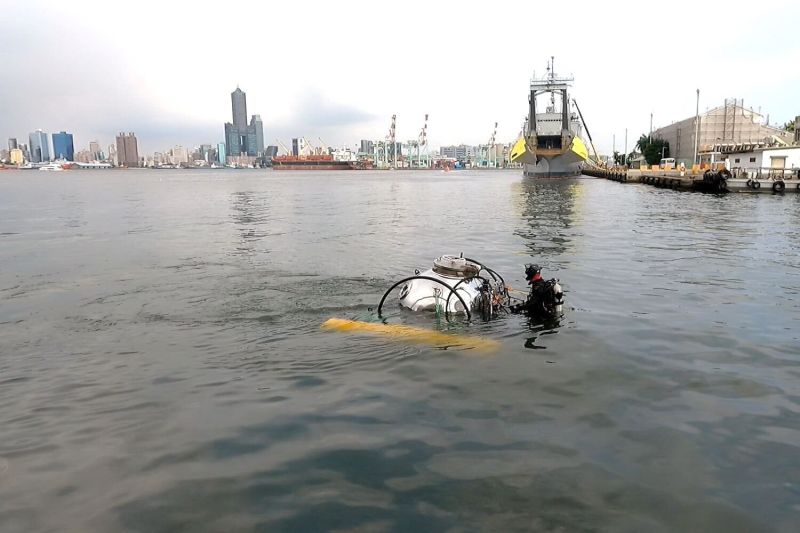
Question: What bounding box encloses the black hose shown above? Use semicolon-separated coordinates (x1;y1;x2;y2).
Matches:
463;257;505;285
377;275;472;320
443;275;488;318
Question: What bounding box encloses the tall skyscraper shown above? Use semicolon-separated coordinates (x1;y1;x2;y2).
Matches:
28;130;50;163
8;138;17;151
115;132;139;167
217;142;226;164
251;115;264;156
231;87;247;128
52;131;75;161
223;87;265;158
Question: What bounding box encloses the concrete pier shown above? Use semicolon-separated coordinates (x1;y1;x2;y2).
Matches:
584;166;800;193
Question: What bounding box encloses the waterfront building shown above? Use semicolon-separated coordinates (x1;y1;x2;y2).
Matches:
217;142;226;164
8;138;17;151
115;132;139;167
223;87;265;158
28;129;50;163
52;131;75;161
0;149;8;162
725;145;800;172
652;98;793;165
264;145;278;159
10;148;24;165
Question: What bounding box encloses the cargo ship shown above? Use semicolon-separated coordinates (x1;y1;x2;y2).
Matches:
271;154;372;170
510;57;589;178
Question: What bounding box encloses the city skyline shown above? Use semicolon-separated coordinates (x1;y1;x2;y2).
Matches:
1;0;798;156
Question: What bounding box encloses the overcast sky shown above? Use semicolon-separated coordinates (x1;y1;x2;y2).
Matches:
1;0;798;155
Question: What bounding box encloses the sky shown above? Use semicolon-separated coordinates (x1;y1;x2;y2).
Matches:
1;0;798;156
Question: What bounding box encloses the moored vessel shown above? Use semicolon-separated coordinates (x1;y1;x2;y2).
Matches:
271;154;372;170
511;57;589;178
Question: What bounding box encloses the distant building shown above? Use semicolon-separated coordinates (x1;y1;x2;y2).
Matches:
264;145;278;159
439;144;474;161
8;138;17;151
52;131;75;161
653;98;793;165
223;87;265;157
89;141;101;160
75;150;93;163
217;142;226;164
10;148;24;165
115;132;139;167
359;140;374;155
170;145;188;165
28;130;50;163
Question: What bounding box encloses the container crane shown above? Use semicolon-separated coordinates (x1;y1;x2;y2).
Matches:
389;114;397;168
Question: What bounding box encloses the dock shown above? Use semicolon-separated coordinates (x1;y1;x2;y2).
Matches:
584;165;800;193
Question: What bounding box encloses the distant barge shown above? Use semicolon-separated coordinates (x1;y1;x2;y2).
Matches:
271;155;372;170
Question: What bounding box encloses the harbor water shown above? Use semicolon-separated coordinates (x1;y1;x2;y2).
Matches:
1;169;799;532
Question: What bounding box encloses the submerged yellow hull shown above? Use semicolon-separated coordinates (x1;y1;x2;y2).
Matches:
321;318;499;352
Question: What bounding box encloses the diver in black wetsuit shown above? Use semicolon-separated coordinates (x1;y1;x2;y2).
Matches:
510;264;563;318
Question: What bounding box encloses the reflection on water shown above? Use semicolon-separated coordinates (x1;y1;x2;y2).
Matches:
0;170;798;532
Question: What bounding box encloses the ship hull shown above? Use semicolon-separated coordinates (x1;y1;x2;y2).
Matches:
272;162;355;170
523;156;584;178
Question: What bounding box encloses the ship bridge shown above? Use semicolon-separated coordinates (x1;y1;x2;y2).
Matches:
527;59;574;154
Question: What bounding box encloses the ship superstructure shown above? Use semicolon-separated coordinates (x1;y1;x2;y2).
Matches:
511;58;588;177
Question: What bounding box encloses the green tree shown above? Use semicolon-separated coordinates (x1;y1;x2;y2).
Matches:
784;120;796;132
635;134;650;153
643;139;669;165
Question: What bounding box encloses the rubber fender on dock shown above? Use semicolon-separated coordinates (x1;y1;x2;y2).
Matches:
752;181;761;190
746;179;752;188
773;181;785;193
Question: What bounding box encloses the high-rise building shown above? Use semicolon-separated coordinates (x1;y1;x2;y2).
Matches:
52;131;75;161
251;115;264;155
264;145;278;159
223;87;265;158
359;140;374;155
8;138;17;151
170;145;188;165
231;87;247;129
217;142;226;164
115;132;139;167
28;130;50;163
89;141;101;160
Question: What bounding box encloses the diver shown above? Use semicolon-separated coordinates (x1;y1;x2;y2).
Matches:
510;264;564;318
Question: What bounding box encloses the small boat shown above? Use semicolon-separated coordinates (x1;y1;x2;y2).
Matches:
39;163;64;171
